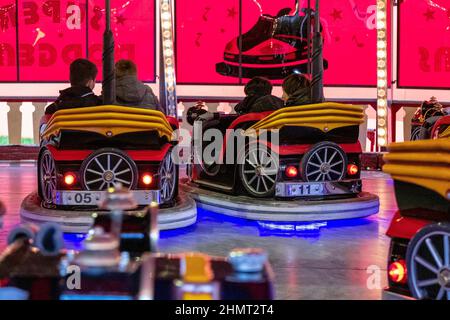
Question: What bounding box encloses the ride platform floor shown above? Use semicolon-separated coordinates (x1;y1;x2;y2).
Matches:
0;162;396;300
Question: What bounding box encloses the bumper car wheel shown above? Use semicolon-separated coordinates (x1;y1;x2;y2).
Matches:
80;148;138;191
159;151;178;204
301;141;347;182
38;149;57;205
406;223;450;300
238;145;279;198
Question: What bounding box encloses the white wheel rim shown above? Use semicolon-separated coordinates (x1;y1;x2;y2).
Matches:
159;154;176;203
410;231;450;300
241;148;278;196
304;146;345;182
40;151;57;204
83;152;135;190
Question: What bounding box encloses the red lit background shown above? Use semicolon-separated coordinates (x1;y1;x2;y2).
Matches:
176;0;380;86
0;0;449;90
398;0;450;89
0;0;155;82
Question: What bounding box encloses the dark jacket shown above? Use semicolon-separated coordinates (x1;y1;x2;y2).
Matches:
285;87;313;107
116;75;164;113
45;86;102;115
235;94;284;115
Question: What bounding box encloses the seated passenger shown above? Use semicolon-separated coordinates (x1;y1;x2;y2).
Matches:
282;73;312;107
115;59;164;113
234;77;284;115
45;59;102;115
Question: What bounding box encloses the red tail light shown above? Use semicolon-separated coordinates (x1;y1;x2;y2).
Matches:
142;174;153;186
64;173;76;186
347;164;359;176
285;166;298;178
388;260;407;284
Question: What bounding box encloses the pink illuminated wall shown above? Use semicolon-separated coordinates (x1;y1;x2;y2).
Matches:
0;0;155;82
398;0;450;89
88;0;155;81
0;1;17;81
176;0;380;86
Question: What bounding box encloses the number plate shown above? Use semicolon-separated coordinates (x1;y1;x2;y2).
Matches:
61;192;102;206
287;183;324;196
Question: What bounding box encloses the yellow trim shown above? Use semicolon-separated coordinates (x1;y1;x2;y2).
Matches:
439;126;450;138
183;293;213;300
383;138;450;198
183;253;214;283
387;138;450;152
389;175;449;200
42;105;173;140
383;152;450;165
248;102;365;133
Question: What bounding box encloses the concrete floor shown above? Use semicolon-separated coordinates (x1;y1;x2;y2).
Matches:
0;163;397;300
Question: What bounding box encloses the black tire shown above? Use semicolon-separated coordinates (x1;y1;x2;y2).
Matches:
238;144;279;198
406;223;450;300
159;150;178;204
80;148;138;190
38;149;57;205
301;141;347;182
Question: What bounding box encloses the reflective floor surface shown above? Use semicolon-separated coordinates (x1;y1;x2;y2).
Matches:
0;162;396;299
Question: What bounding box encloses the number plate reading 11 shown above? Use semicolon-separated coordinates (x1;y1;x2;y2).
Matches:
287;183;324;196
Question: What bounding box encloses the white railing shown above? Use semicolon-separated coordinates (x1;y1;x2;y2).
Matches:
0;100;416;150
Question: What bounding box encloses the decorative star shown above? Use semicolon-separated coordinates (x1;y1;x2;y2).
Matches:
423;8;435;20
116;14;126;25
227;7;237;19
330;8;342;21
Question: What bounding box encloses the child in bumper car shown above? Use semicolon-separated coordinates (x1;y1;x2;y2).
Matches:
45;59;102;115
115;59;165;113
282;73;313;107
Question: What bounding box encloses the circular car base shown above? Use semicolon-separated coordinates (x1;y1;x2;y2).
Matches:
182;182;379;222
20;192;197;233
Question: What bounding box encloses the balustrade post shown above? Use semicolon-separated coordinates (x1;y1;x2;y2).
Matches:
6;102;22;145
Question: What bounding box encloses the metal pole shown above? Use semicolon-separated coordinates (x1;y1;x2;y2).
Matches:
102;0;116;105
311;0;324;103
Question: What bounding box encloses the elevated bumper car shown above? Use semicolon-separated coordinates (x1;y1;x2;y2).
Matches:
21;105;196;232
410;97;447;141
383;138;450;300
0;188;273;300
216;5;328;79
183;102;379;222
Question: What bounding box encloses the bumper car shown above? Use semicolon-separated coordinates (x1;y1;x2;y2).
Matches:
0;188;274;300
410;97;447;141
216;4;328;79
38;105;179;208
383;138;450;300
23;105;196;233
431;115;450;140
187;102;364;200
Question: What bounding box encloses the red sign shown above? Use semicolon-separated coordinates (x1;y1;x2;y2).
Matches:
0;0;155;82
176;0;379;86
398;0;450;89
0;1;17;81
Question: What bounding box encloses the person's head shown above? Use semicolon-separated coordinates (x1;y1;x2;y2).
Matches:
115;59;138;78
282;73;311;101
70;59;98;90
244;77;273;97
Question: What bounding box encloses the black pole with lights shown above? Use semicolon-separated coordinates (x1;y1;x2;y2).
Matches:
102;0;116;105
311;0;324;103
